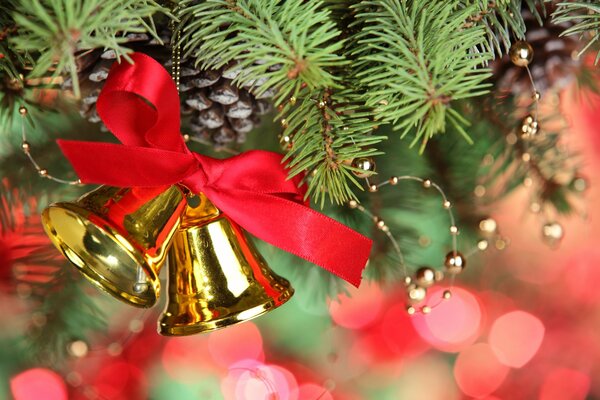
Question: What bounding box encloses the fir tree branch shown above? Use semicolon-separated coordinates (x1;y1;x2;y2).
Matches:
351;0;493;152
279;88;384;206
10;0;169;98
553;1;600;64
178;0;346;104
460;0;546;57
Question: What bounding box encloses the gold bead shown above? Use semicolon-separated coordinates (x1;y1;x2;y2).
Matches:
506;133;518;145
443;200;451;209
478;217;497;236
389;176;399;185
443;290;452;300
351;157;376;178
67;340;89;358
495;238;507;250
318;100;327;109
533;91;541;101
474;185;486;197
289;96;297;106
415;267;436;288
38;169;48;177
280;119;288;128
18;106;28;116
542;222;564;246
521;115;539;138
348;199;359;209
421;306;432;314
522;153;531;162
509;41;534;67
450;225;459;235
376;219;386;230
404;276;412;285
407;284;427;303
444;251;466;274
423;179;432;188
477;239;489;251
406;306;416;315
279;134;293;150
572;176;588;192
21;141;31;152
368;184;378;192
182;134;190;142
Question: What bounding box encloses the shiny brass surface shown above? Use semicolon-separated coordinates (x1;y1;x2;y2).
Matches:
42;185;186;308
159;198;294;336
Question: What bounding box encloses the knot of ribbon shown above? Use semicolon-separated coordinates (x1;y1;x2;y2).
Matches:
58;52;372;287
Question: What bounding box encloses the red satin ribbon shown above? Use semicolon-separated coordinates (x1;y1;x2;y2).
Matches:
58;52;372;287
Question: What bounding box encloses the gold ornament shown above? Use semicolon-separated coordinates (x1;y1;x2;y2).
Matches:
509;41;534;67
444;251;466;274
351;157;376;178
542;222;564;247
478;217;497;236
521;115;539;138
415;267;436;288
158;196;294;336
42;185;187;308
407;283;427;303
442;290;452;300
18;106;28;116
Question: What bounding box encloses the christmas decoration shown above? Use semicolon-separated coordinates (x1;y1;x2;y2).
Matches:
43;52;371;334
3;1;600;399
493;4;583;95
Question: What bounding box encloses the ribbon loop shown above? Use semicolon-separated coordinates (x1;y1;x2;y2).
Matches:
58;52;372;287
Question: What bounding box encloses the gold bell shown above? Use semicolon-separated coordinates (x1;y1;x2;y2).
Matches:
158;194;294;336
42;185;187;308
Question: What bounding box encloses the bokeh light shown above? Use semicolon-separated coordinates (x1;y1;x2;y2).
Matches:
489;310;544;368
221;360;298;400
454;343;509;398
412;287;482;352
539;367;591;400
10;368;68;400
329;282;385;330
93;360;146;400
162;335;218;382
297;383;334;400
208;322;264;368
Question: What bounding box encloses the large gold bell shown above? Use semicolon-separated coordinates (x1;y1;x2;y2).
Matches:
42;185;187;308
158;195;294;335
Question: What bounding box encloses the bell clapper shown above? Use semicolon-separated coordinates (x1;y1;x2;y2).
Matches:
133;266;149;294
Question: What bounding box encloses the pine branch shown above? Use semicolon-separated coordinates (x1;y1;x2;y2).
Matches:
351;0;493;152
553;1;600;64
279;88;384;206
461;0;546;57
26;268;107;366
10;0;169;98
178;0;346;104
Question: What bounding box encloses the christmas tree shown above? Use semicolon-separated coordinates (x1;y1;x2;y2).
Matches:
1;1;600;399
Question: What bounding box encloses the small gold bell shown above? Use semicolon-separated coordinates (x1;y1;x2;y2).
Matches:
158;195;294;336
42;185;187;307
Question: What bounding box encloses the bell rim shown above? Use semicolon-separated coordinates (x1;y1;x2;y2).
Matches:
157;286;294;336
42;202;160;308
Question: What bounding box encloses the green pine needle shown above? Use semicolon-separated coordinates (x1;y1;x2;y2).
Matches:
352;0;493;151
10;0;169;98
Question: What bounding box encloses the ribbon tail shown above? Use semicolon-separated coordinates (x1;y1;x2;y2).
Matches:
203;187;372;287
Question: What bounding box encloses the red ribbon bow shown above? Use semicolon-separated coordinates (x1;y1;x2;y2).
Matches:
58;52;372;286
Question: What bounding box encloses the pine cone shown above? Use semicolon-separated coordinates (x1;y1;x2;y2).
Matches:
67;31;274;148
178;58;273;148
492;4;581;95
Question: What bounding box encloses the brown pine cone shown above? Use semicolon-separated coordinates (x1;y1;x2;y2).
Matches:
492;4;581;95
67;31;275;148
